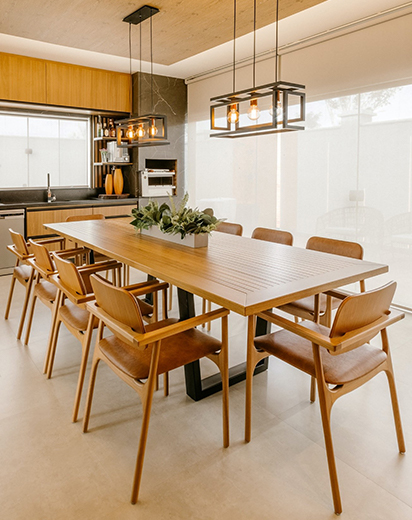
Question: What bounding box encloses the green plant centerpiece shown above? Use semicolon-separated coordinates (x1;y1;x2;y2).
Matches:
131;194;221;247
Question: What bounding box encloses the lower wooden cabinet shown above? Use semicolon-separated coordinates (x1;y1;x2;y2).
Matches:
26;204;136;238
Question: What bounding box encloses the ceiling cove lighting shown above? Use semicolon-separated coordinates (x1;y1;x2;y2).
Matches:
210;0;305;139
116;5;169;148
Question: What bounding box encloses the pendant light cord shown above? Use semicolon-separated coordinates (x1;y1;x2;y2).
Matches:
139;15;142;116
275;0;279;83
232;0;236;92
128;23;132;117
150;14;154;113
253;0;256;88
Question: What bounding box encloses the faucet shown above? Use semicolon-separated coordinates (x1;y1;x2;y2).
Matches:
47;173;56;203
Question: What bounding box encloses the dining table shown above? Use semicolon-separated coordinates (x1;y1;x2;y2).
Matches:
45;218;388;401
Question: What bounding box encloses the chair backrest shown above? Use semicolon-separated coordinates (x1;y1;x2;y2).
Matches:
28;239;55;273
52;252;88;296
65;214;105;222
9;228;29;256
90;274;146;334
306;236;363;260
330;281;396;338
216;222;243;236
252;227;293;246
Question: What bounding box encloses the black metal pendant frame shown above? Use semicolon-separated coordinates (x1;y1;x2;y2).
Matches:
210;80;306;138
116;114;169;148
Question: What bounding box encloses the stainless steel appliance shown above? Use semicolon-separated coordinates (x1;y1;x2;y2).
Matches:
0;208;25;275
140;169;176;197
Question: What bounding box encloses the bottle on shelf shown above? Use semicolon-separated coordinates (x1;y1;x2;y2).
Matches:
96;116;103;138
103;122;109;137
108;118;116;138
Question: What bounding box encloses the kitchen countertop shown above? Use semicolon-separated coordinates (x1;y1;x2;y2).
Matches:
0;198;138;210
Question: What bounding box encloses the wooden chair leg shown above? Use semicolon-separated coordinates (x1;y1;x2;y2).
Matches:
220;314;229;448
201;298;206;328
163;372;169;397
72;314;95;423
168;284;173;311
82;353;102;433
23;293;38;346
310;376;316;403
4;273;17;319
130;341;161;504
17;269;35;340
385;366;406;453
313;345;342;515
207;300;212;332
43;290;63;374
46;319;62;379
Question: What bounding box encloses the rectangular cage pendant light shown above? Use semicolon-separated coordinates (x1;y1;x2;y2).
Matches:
210;81;305;138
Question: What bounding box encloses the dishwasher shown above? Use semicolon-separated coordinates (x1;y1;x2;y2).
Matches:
0;208;25;276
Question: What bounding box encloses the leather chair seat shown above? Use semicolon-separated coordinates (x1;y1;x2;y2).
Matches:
254;322;387;385
59;301;97;332
34;279;58;302
99;318;223;379
284;294;341;315
14;264;32;282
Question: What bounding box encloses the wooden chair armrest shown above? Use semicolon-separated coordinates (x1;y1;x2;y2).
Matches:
49;273;96;305
258;310;335;349
128;281;169;296
33;237;66;247
78;260;121;275
7;244;33;261
258;309;405;354
323;289;350;300
27;258;55;279
86;302;229;349
57;247;90;259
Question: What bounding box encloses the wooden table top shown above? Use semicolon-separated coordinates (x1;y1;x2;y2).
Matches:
45;219;388;316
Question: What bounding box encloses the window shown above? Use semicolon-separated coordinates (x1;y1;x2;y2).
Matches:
0;112;90;188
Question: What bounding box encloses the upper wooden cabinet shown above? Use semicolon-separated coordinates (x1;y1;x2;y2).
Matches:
0;52;130;113
0;53;47;104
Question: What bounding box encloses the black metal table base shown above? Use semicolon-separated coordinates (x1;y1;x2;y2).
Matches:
178;288;270;402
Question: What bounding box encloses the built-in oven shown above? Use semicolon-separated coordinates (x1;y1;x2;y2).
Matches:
140;169;176;197
0;208;25;275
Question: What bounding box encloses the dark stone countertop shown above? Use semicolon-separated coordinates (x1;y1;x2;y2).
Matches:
0;198;138;211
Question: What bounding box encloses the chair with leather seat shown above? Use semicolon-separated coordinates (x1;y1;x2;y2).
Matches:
82;273;230;504
216;221;243;236
23;239;89;350
245;281;405;514
4;229;65;340
47;252;167;422
251;227;293;246
279;236;364;327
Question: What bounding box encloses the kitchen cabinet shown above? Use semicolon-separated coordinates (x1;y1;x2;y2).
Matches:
0;53;46;104
0;52;130;113
26;203;136;238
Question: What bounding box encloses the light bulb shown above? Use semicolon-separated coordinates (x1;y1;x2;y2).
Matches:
126;125;135;139
227;104;239;124
149;119;158;137
270;101;283;121
247;100;260;121
136;124;145;138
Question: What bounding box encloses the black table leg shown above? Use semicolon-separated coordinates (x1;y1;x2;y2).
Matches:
179;288;269;402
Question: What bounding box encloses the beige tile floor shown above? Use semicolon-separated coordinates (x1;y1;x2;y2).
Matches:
1;270;412;519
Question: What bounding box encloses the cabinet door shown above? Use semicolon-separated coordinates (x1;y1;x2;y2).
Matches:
0;53;46;103
46;62;93;108
26;208;93;237
94;204;136;217
106;72;131;113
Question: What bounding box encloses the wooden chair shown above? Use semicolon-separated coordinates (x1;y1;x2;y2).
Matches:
47;252;167;423
279;236;364;327
23;239;89;349
83;273;230;504
202;220;243;330
4;229;65;340
251;227;293;246
279;236;365;402
245;281;405;514
216;221;243;236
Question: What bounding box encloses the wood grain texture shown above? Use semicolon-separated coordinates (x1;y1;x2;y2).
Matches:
45;219;388;316
0;0;327;66
0;52;46;103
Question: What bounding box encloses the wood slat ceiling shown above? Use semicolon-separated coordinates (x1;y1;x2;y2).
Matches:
1;0;328;65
